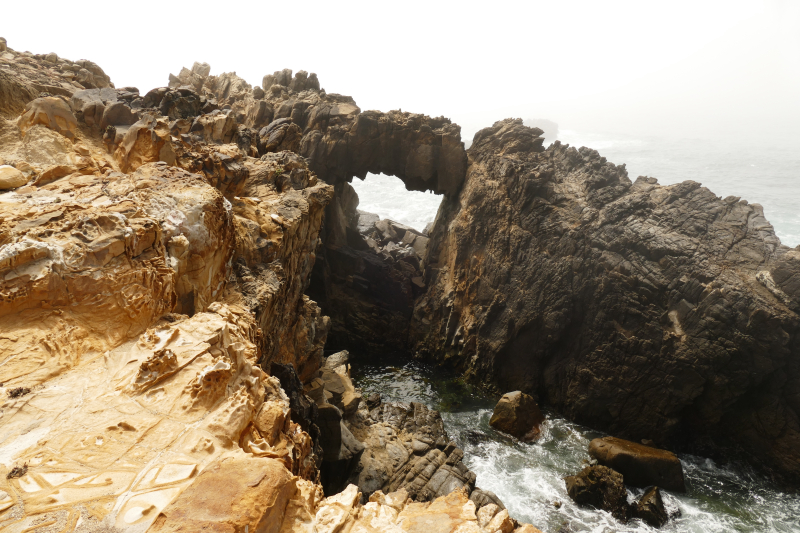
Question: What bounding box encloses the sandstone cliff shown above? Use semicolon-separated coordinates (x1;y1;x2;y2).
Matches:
0;43;333;530
412;119;800;483
0;41;543;532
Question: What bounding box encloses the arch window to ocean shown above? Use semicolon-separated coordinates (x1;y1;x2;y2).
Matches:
350;173;443;233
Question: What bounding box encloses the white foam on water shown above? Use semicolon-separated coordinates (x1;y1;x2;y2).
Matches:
354;358;800;533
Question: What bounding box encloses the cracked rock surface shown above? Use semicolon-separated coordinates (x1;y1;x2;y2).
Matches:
0;41;542;532
413;118;800;483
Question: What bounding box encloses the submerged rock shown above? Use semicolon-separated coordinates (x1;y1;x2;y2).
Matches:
489;391;545;441
589;436;685;492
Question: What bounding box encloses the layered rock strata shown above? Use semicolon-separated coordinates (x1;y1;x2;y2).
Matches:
0;42;334;531
159;61;468;358
303;352;500;511
413;118;800;482
0;41;541;532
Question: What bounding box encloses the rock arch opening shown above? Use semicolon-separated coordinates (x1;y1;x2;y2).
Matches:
351;173;443;234
309;171;446;356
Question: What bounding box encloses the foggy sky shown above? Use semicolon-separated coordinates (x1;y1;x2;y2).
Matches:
3;0;798;142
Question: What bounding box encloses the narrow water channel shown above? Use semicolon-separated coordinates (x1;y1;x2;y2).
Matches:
351;354;800;533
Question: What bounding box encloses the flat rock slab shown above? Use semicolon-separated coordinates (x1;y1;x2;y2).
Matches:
589;436;685;492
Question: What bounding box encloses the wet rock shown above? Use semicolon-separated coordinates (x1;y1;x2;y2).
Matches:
489;391;545;441
345;400;483;504
589;436;685;492
366;392;382;409
634;486;668;527
318;403;365;495
565;465;630;521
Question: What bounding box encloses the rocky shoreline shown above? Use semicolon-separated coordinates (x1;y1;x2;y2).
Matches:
0;36;798;532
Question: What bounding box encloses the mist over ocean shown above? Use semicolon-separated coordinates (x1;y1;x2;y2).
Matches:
354;128;800;249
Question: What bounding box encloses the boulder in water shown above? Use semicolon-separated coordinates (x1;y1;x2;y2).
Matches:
564;465;630;521
589;436;685;492
489;391;545;441
634;486;668;527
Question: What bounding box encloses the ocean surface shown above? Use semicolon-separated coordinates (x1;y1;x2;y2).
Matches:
352;354;800;533
350;129;800;247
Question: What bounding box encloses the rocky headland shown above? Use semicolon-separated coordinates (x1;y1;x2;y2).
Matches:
0;36;798;532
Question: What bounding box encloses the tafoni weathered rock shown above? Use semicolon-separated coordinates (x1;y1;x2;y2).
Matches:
0;41;543;532
5;33;800;530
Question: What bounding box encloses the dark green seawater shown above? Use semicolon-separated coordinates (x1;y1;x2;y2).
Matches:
351;354;800;533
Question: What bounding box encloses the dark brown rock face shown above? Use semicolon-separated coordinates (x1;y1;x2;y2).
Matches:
634;486;669;527
565;465;629;521
168;62;468;196
414;118;800;483
489;391;545;440
589;437;685;492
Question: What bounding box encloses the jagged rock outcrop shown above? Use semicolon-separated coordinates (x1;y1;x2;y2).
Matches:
299;485;543;533
345;395;498;509
300;353;495;509
0;43;339;531
166;61;468;195
0;42;545;532
413;118;800;483
158;60;468;358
